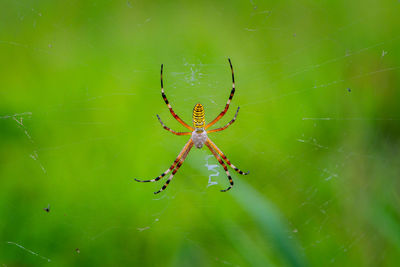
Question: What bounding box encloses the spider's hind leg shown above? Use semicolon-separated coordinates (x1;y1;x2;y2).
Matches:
205;58;236;129
160;64;193;131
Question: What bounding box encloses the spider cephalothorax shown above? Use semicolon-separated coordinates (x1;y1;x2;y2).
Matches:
135;59;249;194
191;131;207;149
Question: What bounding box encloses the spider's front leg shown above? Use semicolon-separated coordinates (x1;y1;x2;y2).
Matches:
205;141;234;192
154;140;193;194
206;138;249;176
134;139;193;183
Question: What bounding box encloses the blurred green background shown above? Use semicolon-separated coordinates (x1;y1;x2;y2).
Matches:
1;0;400;266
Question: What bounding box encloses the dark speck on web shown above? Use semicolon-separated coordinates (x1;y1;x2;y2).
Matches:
43;204;50;213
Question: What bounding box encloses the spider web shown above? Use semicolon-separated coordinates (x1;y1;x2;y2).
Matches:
1;0;400;266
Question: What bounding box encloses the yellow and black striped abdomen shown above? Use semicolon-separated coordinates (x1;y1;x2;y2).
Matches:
192;103;205;129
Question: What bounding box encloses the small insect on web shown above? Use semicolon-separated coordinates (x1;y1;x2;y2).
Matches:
134;59;249;194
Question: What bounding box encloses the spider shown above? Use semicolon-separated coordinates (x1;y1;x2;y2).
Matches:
135;59;249;194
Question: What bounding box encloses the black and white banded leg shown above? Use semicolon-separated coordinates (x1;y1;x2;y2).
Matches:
206;142;234;192
154;141;194;194
135;140;192;183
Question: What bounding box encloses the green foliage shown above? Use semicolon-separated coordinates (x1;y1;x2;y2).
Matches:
1;0;400;266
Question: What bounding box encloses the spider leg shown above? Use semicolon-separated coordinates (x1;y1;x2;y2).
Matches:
134;140;193;183
205;58;236;130
206;138;249;175
156;115;191;136
205;141;234;192
160;64;193;131
207;107;240;134
154;140;194;194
